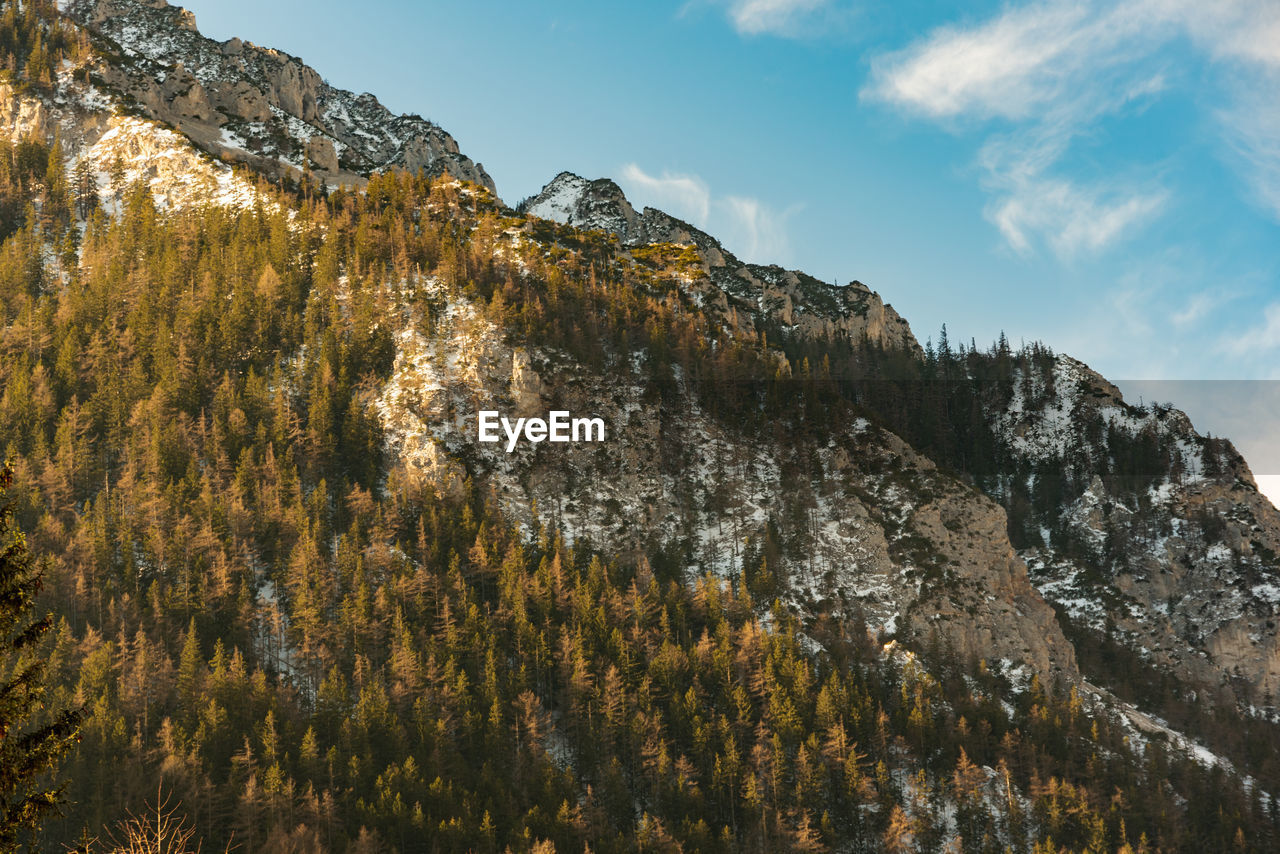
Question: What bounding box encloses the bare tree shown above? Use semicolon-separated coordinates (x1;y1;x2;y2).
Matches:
103;787;222;854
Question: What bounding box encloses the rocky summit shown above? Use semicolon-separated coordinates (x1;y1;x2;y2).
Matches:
62;0;495;190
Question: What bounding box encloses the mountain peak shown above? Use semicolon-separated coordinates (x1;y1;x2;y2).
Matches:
525;171;642;242
63;0;497;193
523;170;920;354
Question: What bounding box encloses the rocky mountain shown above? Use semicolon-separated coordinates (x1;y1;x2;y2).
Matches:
375;268;1079;687
525;171;919;353
4;1;1280;850
41;0;1277;709
520;166;1280;704
61;0;495;191
989;353;1280;702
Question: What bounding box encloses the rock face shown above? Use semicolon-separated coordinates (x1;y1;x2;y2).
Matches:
991;355;1280;700
63;0;496;192
526;172;920;354
0;82;54;140
1;65;267;215
372;275;1079;685
509;349;547;417
902;471;1079;680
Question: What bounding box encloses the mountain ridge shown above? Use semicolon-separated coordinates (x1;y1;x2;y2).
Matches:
37;0;1280;716
3;2;1280;849
525;170;921;355
60;0;496;191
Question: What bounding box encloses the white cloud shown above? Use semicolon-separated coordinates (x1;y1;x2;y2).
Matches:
865;0;1280;252
868;2;1095;120
619;164;795;264
864;0;1175;121
1223;303;1280;356
866;0;1280;119
720;195;797;261
716;0;831;36
977;113;1168;258
619;164;711;226
1161;0;1280;69
989;178;1166;256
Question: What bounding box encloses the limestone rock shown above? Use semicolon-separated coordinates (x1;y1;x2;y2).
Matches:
305;136;339;173
510;349;546;417
63;0;497;194
209;79;272;123
525;172;921;355
0;84;52;141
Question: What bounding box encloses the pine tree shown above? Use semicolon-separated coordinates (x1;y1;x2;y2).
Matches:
0;462;81;851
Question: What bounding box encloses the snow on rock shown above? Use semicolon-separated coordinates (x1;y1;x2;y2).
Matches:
81;116;267;213
63;0;496;193
993;353;1280;708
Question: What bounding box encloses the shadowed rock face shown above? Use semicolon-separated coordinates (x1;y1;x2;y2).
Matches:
63;0;496;193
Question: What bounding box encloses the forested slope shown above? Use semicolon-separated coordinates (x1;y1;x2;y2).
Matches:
0;1;1278;851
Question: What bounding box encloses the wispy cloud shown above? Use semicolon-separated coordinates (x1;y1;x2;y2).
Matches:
619;164;796;264
619;164;711;225
988;177;1166;256
1219;93;1280;219
1166;0;1280;69
721;195;798;261
1223;302;1280;357
1171;292;1217;328
863;0;1196;120
726;0;830;35
868;2;1118;121
688;0;839;37
865;0;1280;254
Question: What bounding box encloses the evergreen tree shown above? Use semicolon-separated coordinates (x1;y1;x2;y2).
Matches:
0;462;81;852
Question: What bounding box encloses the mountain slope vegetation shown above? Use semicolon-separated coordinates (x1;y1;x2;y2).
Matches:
0;1;1277;852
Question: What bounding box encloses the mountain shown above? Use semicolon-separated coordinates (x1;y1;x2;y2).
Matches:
61;0;495;191
2;1;1279;851
523;171;919;353
987;354;1280;703
521;170;1280;704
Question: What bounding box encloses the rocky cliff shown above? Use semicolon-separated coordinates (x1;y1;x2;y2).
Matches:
62;0;495;191
526;171;920;355
990;354;1280;701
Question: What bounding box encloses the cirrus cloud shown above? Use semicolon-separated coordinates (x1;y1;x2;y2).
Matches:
619;163;798;264
619;164;711;225
864;0;1280;257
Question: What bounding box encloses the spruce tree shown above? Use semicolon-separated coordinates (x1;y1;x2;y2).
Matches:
0;462;80;852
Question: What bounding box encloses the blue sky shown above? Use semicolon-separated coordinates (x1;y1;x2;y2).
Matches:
178;0;1280;484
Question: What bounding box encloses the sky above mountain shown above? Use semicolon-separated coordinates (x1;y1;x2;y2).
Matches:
175;0;1280;485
